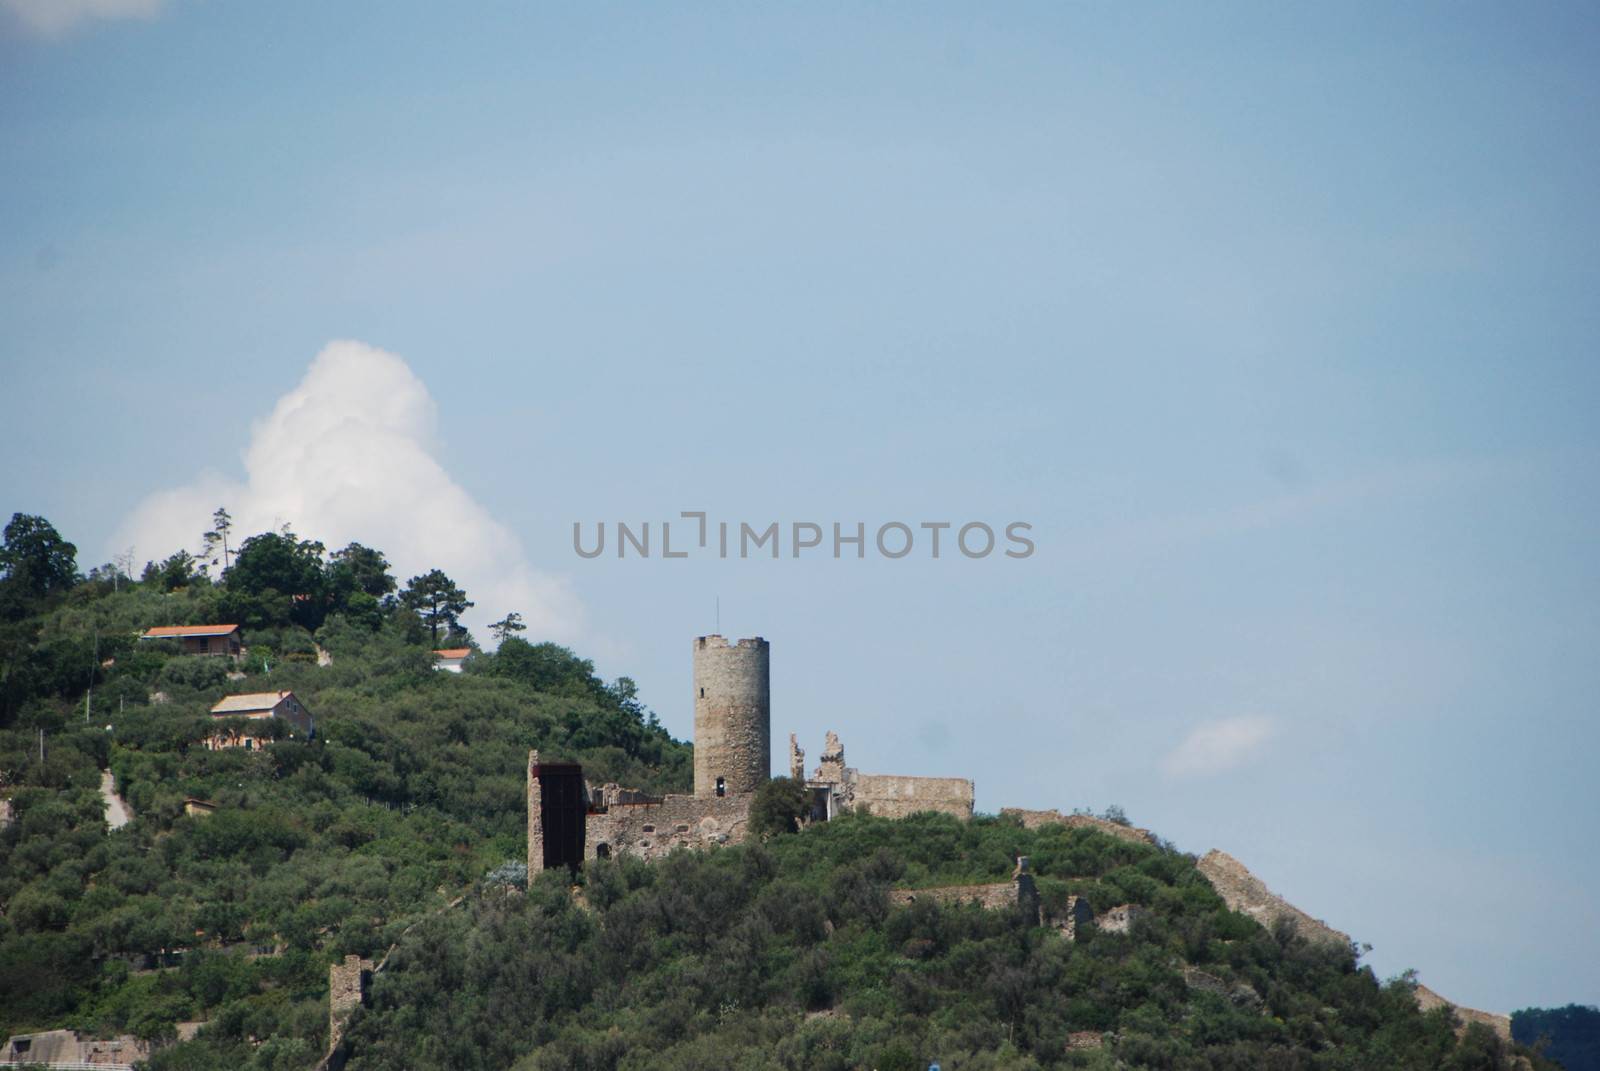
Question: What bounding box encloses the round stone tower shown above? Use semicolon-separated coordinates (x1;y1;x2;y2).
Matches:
693;634;770;798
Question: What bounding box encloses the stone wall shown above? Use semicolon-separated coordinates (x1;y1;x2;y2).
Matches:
586;792;754;862
889;882;1017;911
800;730;974;820
852;773;974;819
328;954;372;1054
1415;983;1512;1042
999;807;1156;846
526;751;586;873
692;635;770;798
1196;849;1350;947
1096;903;1147;935
888;859;1060;929
1043;895;1095;940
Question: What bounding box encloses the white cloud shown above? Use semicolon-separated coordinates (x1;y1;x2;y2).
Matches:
1161;716;1278;778
2;0;166;37
110;340;582;645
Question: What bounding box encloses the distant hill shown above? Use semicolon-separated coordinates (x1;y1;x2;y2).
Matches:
1515;1005;1600;1071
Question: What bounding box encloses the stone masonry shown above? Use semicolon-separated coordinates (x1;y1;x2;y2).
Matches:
327;955;372;1055
692;635;770;798
1414;983;1512;1042
887;858;1101;938
1196;849;1351;947
585;792;754;862
853;773;974;819
804;730;974;820
1197;849;1510;1040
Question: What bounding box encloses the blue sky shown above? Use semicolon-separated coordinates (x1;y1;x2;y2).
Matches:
3;1;1597;1012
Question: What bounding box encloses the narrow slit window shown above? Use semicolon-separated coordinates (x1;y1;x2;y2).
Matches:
715;777;726;798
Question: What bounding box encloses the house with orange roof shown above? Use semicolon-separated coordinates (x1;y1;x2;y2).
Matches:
141;624;243;658
432;647;472;673
206;691;314;750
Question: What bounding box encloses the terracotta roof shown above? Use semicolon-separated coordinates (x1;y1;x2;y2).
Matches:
142;624;240;639
210;691;294;715
433;648;472;659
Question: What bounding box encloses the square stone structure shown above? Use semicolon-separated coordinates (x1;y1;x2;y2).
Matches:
526;751;586;874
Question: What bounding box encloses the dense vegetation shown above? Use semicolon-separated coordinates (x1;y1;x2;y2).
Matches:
1514;1005;1600;1071
333;816;1548;1071
0;512;687;1069
0;512;1568;1070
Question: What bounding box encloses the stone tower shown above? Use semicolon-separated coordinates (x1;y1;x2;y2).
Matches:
693;635;770;798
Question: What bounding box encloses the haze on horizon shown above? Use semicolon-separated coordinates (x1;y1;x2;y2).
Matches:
2;2;1597;1013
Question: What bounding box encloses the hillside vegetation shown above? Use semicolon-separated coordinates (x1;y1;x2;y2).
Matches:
0;512;1562;1070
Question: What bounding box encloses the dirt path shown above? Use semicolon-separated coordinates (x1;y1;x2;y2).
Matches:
101;768;132;829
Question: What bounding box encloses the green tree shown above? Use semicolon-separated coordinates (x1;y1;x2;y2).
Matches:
224;530;328;629
489;611;526;645
200;507;234;576
0;513;78;613
400;570;473;646
489;639;597;696
328;543;396;601
749;776;810;838
144;550;199;592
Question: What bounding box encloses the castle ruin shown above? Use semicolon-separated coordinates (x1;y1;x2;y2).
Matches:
529;633;975;871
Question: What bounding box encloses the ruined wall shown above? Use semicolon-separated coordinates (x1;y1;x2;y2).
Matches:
527;751;542;876
526;752;585;873
1196;849;1351;947
586;793;753;862
1096;903;1148;935
692;635;770;798
889;859;1048;926
890;882;1016;911
1415;983;1512;1042
1044;896;1095;940
328;955;372;1054
852;773;974;819
999;807;1156;846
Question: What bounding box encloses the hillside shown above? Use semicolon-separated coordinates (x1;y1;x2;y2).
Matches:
0;513;1563;1070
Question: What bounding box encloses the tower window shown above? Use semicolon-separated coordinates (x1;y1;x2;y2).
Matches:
716;777;726;798
699;687;705;698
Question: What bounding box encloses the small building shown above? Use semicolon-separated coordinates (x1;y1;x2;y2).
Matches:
141;623;244;658
432;647;472;673
206;690;314;751
183;797;218;817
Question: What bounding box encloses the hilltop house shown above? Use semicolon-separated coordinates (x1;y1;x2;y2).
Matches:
141;624;243;658
432;647;472;673
206;691;314;750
